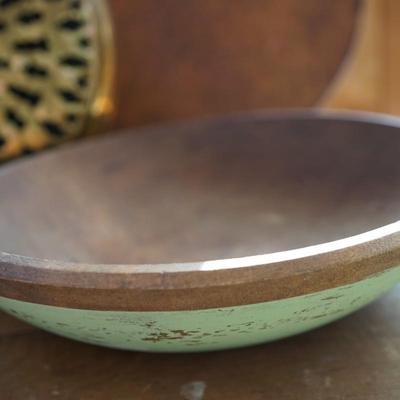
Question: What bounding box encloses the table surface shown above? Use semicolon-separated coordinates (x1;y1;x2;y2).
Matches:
1;285;400;400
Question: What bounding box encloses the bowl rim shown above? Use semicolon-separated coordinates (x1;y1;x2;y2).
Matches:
2;109;400;311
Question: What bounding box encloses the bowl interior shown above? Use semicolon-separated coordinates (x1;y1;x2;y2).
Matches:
1;113;400;264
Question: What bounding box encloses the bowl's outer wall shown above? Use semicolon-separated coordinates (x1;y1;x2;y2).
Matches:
1;266;399;352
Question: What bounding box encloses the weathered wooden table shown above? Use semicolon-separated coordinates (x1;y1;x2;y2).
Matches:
1;286;399;399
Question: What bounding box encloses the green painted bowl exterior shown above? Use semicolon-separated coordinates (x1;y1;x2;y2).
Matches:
1;266;399;352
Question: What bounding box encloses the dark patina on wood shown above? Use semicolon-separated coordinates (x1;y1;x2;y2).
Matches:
110;0;361;127
1;111;400;311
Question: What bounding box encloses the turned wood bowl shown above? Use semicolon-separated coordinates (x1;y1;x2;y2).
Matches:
1;111;400;352
110;0;361;127
0;0;361;159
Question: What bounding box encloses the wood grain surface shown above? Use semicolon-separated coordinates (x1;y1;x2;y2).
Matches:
1;285;400;399
2;113;400;312
3;113;400;265
110;0;361;128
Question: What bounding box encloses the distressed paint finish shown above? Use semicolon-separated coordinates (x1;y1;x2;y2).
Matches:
1;266;399;352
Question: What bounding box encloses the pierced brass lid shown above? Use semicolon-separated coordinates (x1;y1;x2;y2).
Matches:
0;0;114;160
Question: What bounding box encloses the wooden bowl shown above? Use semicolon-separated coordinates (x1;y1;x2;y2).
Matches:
0;0;361;159
110;0;361;127
1;111;400;352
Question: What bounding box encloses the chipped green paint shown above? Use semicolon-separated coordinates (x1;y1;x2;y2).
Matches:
1;266;400;352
